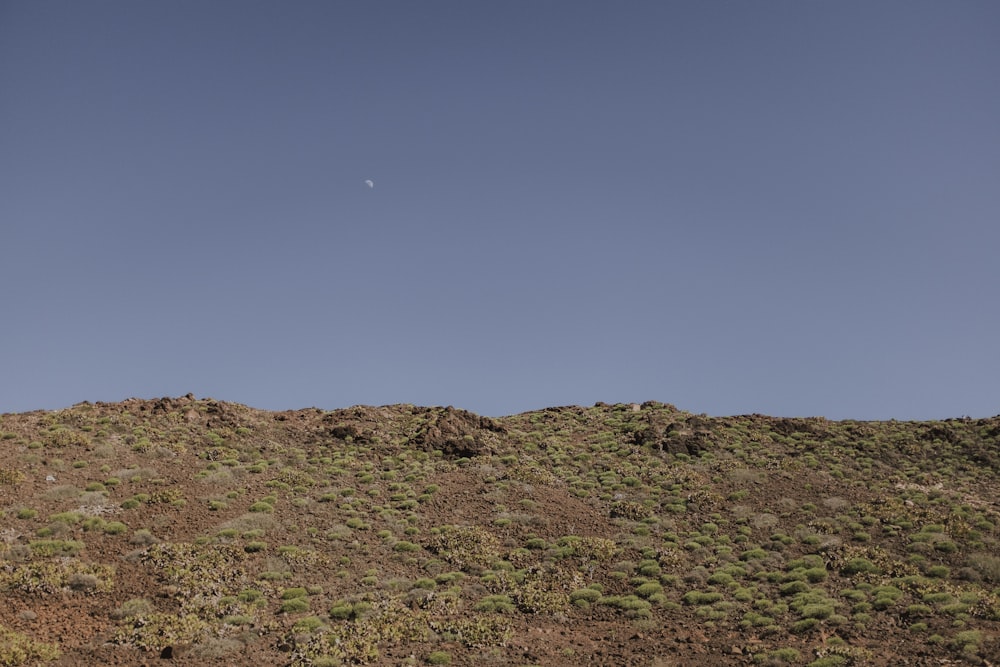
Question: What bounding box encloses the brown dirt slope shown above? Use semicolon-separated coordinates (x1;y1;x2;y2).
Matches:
1;396;998;666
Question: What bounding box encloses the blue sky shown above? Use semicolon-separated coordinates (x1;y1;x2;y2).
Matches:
2;1;998;419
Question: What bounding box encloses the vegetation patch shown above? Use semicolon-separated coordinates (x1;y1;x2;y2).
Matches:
0;560;115;595
0;624;61;665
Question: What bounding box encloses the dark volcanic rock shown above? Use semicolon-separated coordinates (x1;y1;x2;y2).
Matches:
409;406;505;458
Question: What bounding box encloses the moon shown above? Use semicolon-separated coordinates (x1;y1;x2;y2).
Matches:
364;179;374;189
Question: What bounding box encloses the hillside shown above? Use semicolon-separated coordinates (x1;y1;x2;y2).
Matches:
1;396;998;666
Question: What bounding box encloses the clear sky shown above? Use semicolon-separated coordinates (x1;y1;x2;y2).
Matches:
2;1;998;420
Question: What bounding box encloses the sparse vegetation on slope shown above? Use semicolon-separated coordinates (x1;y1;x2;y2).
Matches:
0;396;998;665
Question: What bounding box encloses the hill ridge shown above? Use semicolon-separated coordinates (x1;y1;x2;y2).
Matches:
1;396;998;665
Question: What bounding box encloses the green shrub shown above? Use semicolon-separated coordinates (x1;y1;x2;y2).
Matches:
799;603;835;620
427;650;452;664
841;558;880;576
906;604;932;617
683;591;723;605
951;630;982;648
780;580;810;595
635;581;663;598
791;617;819;633
967;552;1000;582
82;517;106;532
754;647;800;664
741;612;774;628
803;567;828;583
329;600;371;621
103;521;128;535
599;595;652;618
871;586;903;610
934;541;958;553
707;572;734;586
238;589;263;603
923;592;953;605
47;511;84;525
29;540;84;557
569;588;602;608
806;656;847;667
280;598;309;613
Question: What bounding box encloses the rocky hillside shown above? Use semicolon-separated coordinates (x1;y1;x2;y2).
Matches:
1;396;998;665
